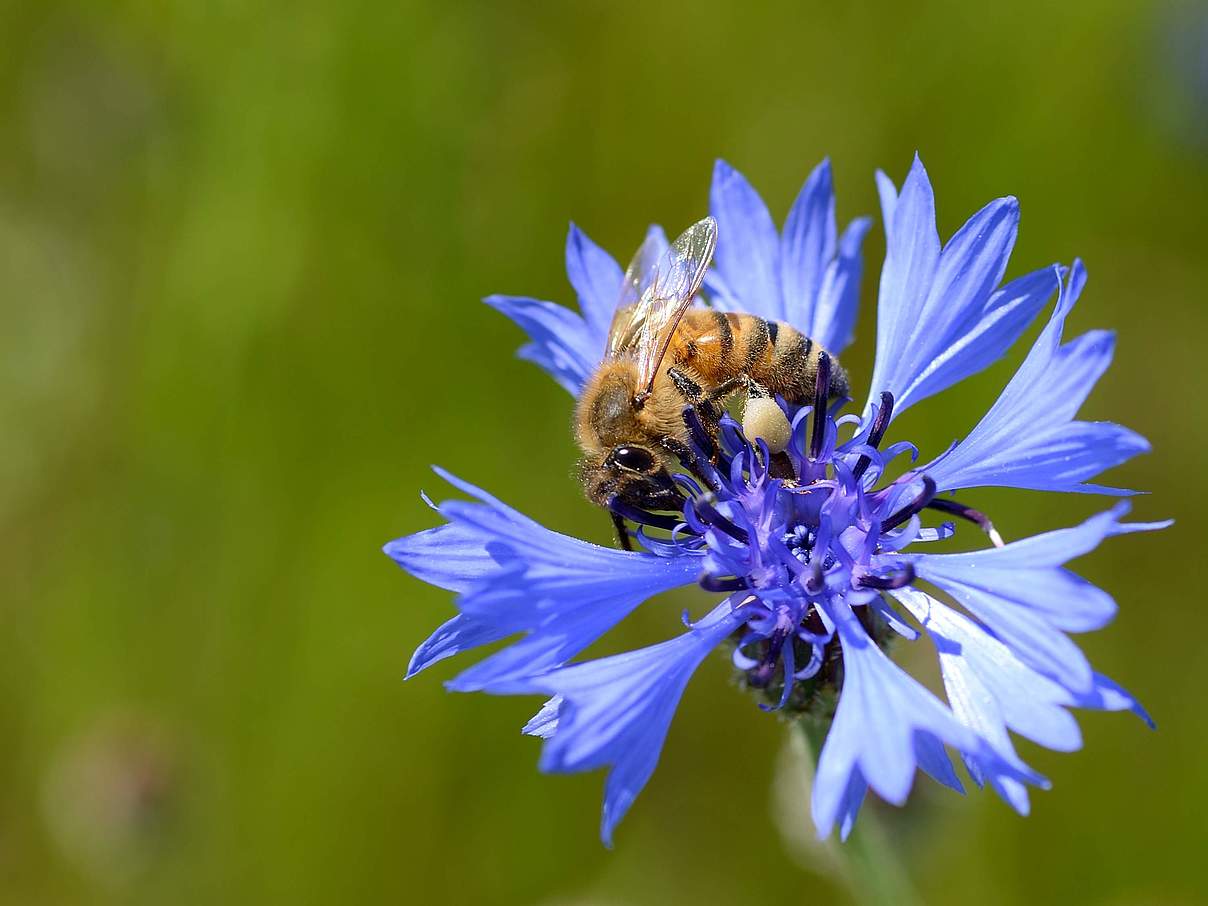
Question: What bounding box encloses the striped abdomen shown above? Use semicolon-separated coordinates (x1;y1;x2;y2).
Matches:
669;309;848;403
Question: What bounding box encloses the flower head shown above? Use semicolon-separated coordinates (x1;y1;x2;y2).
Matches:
387;156;1166;845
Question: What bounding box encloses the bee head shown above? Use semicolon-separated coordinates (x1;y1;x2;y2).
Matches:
581;443;683;513
576;362;685;514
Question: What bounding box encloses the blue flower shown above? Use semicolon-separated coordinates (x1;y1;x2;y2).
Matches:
386;156;1166;845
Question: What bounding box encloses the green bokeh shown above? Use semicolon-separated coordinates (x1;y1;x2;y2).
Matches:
1;1;1204;903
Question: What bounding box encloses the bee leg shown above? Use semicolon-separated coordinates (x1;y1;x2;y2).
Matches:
661;434;720;493
671;368;738;428
703;375;747;407
667;367;709;408
610;510;634;551
679;404;723;465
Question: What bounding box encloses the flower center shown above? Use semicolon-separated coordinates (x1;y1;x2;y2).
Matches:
608;367;1003;716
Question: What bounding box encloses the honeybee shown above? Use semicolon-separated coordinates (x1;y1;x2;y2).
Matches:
575;217;848;547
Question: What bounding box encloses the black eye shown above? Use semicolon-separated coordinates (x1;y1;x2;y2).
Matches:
611;446;654;472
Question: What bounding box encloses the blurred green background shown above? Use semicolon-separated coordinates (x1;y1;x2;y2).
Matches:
1;0;1205;903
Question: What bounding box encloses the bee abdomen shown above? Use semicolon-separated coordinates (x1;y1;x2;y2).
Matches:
752;317;847;403
674;310;846;402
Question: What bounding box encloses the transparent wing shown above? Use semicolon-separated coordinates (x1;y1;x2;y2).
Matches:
605;217;717;396
606;229;667;356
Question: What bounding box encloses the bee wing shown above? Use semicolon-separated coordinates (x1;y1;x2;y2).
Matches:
605;217;717;396
605;229;667;357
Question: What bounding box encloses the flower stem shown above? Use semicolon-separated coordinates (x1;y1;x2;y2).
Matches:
795;719;923;906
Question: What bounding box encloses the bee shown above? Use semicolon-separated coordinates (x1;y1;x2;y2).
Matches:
575;216;848;547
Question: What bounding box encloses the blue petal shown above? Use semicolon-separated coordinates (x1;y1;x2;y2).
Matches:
896;265;1057;411
905;505;1168;694
897;589;1081;752
387;478;547;679
709;159;783;320
407;612;512;679
512;601;747;846
522;695;562;739
902;196;1020;376
913;731;964;793
434;487;700;691
867;156;940;409
866;156;1056;417
780;159;837;331
925;261;1152;493
893;587;1066;814
1072;673;1155;728
449;585;690;693
439;494;703;634
832;770;868;842
702;258;744;312
893;587;1161;812
485;294;599;394
565;224;623;350
811;216;873;355
810;598;989;838
387;469;701;687
384;520;511;594
875;169;898;234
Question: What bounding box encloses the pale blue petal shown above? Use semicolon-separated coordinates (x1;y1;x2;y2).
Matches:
702;265;744;312
925;261;1151;493
384;520;510;594
710;159;783;320
485;294;598;394
443;519;700;690
933;422;1150;495
833;771;868;842
896;265;1057;410
707;161;871;343
1072;674;1155;728
899;196;1020;378
892;587;1159;812
865;155;1065;418
875;169;898;235
449;590;675;693
901;590;1058;816
981;768;1034;816
906;505;1167;693
387;470;701;688
565;224;623;348
522;695;562;739
811;216;873;355
407;612;512;679
440;496;703;632
387;477;546;679
780;159;837;330
512;601;747;846
914;732;964;793
867;156;941;408
894;587;1080;755
810;598;986;838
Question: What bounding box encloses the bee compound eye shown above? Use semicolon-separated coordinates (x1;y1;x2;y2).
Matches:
611;446;655;472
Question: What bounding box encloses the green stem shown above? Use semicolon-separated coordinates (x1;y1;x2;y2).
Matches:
795;719;922;906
